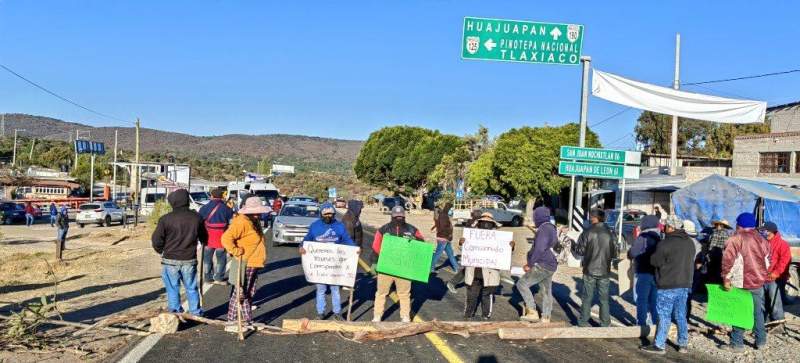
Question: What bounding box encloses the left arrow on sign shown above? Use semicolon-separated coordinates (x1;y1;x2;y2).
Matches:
484;39;497;51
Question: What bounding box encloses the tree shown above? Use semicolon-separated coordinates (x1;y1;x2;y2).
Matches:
428;126;491;191
354;126;463;193
466;123;601;200
634;110;770;157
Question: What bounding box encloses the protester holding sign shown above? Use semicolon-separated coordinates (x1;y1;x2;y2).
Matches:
446;209;483;294
640;216;695;355
720;212;770;353
300;202;356;320
463;213;513;320
372;205;425;323
516;207;557;323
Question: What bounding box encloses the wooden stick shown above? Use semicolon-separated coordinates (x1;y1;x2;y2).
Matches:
347;288;354;322
0;314;150;336
498;325;656;340
236;257;245;341
198;246;205;307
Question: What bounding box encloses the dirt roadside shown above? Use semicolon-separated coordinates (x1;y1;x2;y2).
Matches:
0;221;164;362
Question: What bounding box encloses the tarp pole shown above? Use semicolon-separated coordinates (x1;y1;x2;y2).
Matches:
670;33;681;176
618;178;626;248
572;56;592;231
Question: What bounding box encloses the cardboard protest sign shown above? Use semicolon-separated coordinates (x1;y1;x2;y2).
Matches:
460;228;513;270
705;284;754;329
376;234;434;283
301;242;359;287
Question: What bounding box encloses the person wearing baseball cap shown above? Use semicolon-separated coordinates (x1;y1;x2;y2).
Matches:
719;212;770;352
760;221;791;323
371;205;425;323
641;215;695;355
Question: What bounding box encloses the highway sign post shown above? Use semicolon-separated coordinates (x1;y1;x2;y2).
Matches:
461;17;584;65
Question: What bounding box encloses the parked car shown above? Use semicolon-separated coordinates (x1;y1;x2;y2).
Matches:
1;202;26;224
452;199;524;227
604;209;648;251
289;195;317;203
76;202;126;228
272;201;320;247
382;195;415;210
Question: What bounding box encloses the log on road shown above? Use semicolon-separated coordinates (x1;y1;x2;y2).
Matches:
499;325;656;340
283;319;566;341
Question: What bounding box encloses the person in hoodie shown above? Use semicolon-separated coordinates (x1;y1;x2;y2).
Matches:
627;215;662;329
300;202;356;320
372;205;425;323
55;204;69;261
516;206;558;323
640;216;696;355
431;202;458;273
760;222;791;323
151;189;208;316
49;202;58;227
720;212;770;353
198;188;234;285
341;199;365;261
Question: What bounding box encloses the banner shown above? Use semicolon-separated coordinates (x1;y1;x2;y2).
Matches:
460;228;513;270
705;284;754;329
301;242;359;287
376;234;434;283
592;69;766;124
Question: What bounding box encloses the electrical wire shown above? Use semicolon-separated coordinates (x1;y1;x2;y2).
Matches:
0;63;134;125
683;68;800;86
590;107;633;128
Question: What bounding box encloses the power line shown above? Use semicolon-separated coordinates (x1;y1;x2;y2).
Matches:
0;63;134;125
683;68;800;86
590;107;633;128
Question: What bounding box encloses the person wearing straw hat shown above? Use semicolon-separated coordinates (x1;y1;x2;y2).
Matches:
705;219;733;285
221;196;269;331
463;212;514;320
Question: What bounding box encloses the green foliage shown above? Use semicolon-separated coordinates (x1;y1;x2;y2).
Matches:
148;200;172;231
467;123;601;200
428;126;491;191
634;110;771;157
354;126;463;192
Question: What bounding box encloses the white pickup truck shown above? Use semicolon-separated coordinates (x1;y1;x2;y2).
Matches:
452;199;524;227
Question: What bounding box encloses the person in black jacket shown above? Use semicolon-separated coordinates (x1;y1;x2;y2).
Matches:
641;215;695;355
577;209;617;327
151;189;208;316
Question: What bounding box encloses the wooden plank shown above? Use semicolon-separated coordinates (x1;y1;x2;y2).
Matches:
498;325;656;340
282;319;565;334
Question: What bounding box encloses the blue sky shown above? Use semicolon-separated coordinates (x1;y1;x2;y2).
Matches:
1;1;799;148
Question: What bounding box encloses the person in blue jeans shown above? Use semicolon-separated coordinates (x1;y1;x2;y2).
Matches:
151;189;208;315
299;202;356;320
627;215;662;330
49;202;58;227
430;203;458;273
24;202;35;227
641;216;696;355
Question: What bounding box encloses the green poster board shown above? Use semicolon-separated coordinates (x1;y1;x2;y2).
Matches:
376;234;435;283
705;284;754;329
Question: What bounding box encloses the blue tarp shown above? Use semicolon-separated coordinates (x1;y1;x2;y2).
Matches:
672;174;800;241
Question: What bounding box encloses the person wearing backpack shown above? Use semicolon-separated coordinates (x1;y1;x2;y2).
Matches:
198;188;234;285
516;206;558;323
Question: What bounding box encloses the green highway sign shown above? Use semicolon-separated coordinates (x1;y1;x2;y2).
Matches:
461;17;584;65
559;161;640;180
560;146;641;165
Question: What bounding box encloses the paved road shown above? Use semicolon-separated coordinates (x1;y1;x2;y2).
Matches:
130;223;716;363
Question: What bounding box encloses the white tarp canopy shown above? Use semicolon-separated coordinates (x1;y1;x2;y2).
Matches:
592;69;766;124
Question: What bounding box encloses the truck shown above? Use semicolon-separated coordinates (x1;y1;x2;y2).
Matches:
227;181;280;208
452;198;524;227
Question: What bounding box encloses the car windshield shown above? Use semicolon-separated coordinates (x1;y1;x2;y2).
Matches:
145;194;166;203
291;197;314;202
190;192;210;202
254;190;279;202
80;204;100;210
280;205;320;218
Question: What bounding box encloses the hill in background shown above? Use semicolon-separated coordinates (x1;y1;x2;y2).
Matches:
2;113;362;174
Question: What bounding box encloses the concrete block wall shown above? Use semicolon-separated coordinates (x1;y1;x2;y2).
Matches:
732;133;800;178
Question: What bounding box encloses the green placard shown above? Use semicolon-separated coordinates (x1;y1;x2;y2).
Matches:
461;17;583;65
705;284;754;329
558;160;640;180
376;234;435;283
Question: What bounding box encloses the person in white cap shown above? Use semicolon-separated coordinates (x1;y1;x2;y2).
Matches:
371;205;425;323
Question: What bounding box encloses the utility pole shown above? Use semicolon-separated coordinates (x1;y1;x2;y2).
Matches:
570;56;591;232
669;33;681;176
89;153;96;202
134;118;141;227
12;129;25;166
112;129;118;201
29;138;36;161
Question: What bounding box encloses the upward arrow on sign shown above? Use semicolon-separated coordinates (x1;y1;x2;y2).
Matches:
550;27;562;40
484;38;496;51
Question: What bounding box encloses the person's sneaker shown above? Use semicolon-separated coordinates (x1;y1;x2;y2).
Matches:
372;317;381;323
213;280;230;286
677;346;689;354
520;307;540;322
539;317;550;324
640;345;665;355
251;305;258;311
401;317;411;323
718;344;745;353
755;343;767;350
446;282;457;294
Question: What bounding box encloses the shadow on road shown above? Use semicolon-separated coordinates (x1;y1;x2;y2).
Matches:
0;274;86;295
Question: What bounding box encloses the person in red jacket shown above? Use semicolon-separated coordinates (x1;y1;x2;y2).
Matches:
720;212;770;352
760;222;791;322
